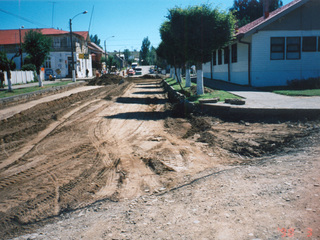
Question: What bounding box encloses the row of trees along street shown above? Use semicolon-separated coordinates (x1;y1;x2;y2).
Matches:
156;4;236;95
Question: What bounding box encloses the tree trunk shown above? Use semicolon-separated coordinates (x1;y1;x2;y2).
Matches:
6;64;13;92
177;68;182;83
196;63;204;95
38;70;43;87
185;67;191;88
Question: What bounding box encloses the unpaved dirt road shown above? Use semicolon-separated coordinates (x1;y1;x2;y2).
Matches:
0;77;319;239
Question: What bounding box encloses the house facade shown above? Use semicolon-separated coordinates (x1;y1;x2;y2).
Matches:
203;0;320;87
0;28;93;78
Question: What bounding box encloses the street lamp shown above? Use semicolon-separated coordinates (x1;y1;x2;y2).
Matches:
104;36;114;72
69;10;87;82
19;26;24;69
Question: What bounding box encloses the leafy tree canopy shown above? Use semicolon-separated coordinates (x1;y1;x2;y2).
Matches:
162;4;236;67
230;0;283;27
23;30;52;74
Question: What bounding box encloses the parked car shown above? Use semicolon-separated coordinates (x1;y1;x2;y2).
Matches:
135;67;142;75
128;69;135;76
45;69;56;81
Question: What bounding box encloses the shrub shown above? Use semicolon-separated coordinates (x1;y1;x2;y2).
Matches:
22;64;36;71
287;77;320;90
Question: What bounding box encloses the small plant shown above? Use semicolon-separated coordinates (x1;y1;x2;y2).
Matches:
287;77;320;90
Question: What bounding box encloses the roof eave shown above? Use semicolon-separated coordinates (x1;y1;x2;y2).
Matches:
239;0;310;39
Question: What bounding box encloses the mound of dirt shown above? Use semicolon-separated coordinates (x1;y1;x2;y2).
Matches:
189;85;215;95
87;74;124;86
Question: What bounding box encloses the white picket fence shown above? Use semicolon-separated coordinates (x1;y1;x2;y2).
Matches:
3;71;35;85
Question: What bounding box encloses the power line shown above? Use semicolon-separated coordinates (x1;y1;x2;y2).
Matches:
0;8;50;28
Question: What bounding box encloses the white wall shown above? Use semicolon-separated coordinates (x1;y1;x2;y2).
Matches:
203;41;250;85
251;30;320;87
3;71;34;85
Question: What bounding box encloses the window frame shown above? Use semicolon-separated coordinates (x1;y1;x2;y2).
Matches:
231;44;237;63
286;37;301;60
270;37;285;60
218;49;222;65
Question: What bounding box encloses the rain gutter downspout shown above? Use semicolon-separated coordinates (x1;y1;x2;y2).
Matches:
238;35;251;86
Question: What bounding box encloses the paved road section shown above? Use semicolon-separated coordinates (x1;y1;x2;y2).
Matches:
0;86;102;121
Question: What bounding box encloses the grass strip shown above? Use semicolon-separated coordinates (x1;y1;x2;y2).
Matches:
165;78;241;103
0;81;72;99
273;89;320;96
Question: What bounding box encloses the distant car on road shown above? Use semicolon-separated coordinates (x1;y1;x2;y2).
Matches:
135;67;142;75
45;69;56;81
128;69;135;76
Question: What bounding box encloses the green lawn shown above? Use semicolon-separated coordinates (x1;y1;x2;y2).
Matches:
165;78;241;103
273;89;320;96
0;81;72;99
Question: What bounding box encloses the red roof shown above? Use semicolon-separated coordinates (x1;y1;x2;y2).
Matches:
74;31;89;40
0;28;88;45
236;0;308;37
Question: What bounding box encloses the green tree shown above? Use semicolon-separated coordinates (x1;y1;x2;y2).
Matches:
0;51;17;91
139;37;151;65
160;5;236;95
123;49;133;66
230;0;283;27
23;30;52;74
148;46;157;65
90;34;102;48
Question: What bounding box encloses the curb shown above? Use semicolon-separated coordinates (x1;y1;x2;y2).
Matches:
0;81;87;110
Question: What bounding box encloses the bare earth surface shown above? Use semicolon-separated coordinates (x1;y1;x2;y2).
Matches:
0;77;319;239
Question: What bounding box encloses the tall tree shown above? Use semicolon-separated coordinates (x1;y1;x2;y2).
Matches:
230;0;283;27
90;34;102;48
123;49;132;65
23;30;52;75
139;37;151;65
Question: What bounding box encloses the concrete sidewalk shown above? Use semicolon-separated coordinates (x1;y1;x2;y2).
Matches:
202;78;320;110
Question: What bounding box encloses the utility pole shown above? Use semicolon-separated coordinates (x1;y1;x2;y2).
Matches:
19;26;24;69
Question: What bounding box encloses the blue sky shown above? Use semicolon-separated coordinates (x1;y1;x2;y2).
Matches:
1;0;291;52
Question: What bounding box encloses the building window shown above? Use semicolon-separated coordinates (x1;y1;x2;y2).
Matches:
286;37;301;60
224;47;229;64
53;37;60;48
271;37;285;60
45;57;51;68
302;36;316;52
231;44;237;63
213;51;216;65
218;49;222;65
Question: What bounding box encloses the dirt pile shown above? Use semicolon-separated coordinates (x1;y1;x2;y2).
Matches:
87;74;124;86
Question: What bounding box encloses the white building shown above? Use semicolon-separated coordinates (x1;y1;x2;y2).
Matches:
203;0;320;87
0;28;93;78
